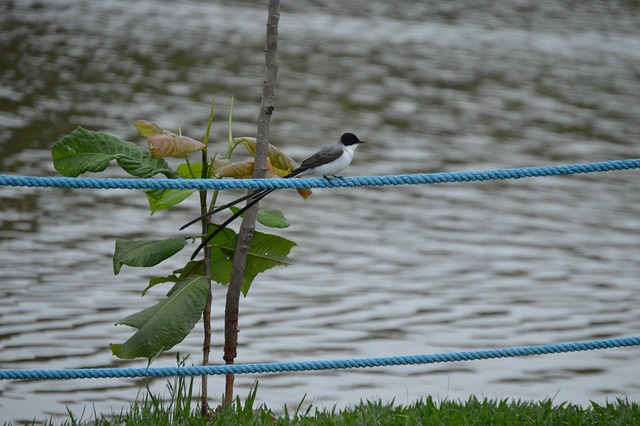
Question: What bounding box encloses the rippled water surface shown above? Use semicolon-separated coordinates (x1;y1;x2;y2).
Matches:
1;0;640;423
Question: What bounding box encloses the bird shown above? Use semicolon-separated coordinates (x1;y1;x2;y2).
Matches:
182;132;365;259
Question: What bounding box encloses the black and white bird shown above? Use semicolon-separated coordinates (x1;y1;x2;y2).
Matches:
182;132;365;259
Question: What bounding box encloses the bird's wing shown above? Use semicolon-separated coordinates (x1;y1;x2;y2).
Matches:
298;143;343;171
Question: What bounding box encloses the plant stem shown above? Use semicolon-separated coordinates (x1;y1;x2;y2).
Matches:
226;95;235;158
222;0;280;405
184;155;195;178
208;96;236;213
200;100;215;416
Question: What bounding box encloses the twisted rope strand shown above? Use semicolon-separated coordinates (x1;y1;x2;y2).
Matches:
2;335;639;381
1;158;639;191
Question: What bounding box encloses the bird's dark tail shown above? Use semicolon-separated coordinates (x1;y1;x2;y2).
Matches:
179;168;305;231
180;189;263;231
183;166;308;259
189;187;276;260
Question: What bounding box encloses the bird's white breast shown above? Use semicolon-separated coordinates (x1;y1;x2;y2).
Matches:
304;143;358;177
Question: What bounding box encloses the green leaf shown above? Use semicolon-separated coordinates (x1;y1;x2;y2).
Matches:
207;231;235;285
208;225;296;295
52;127;180;178
110;275;209;361
256;209;290;229
209;247;233;285
176;162;204;178
142;274;179;297
228;207;290;229
240;231;295;295
142;260;206;296
175;260;207;280
145;189;197;214
113;238;187;275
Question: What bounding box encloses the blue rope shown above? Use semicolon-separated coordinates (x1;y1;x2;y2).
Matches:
2;164;639;382
1;158;639;191
2;336;639;381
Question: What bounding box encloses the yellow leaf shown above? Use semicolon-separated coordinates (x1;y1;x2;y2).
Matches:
148;134;205;157
297;188;312;200
134;120;167;137
223;144;313;200
215;158;281;179
210;158;232;175
135;120;205;157
215;159;256;179
234;137;299;177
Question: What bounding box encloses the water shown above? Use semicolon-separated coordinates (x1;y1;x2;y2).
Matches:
1;0;640;423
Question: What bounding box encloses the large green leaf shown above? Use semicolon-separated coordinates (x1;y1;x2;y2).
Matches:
208;225;296;295
143;161;201;213
52;127;179;178
145;189;197;214
240;232;295;296
113;238;187;275
194;228;237;286
110;275;209;361
208;243;234;285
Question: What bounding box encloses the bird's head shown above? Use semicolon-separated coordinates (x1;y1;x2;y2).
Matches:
339;133;365;146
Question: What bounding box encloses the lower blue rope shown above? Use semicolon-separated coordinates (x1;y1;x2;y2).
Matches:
2;336;639;381
1;158;639;190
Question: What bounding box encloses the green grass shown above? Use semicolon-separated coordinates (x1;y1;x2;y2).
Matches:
14;380;640;426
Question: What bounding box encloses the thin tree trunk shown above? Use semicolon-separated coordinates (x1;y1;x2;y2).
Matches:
222;0;280;406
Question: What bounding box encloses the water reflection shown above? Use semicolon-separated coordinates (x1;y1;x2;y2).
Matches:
1;0;640;423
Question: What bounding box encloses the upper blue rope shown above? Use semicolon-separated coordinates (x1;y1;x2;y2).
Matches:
1;335;639;380
1;158;639;191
